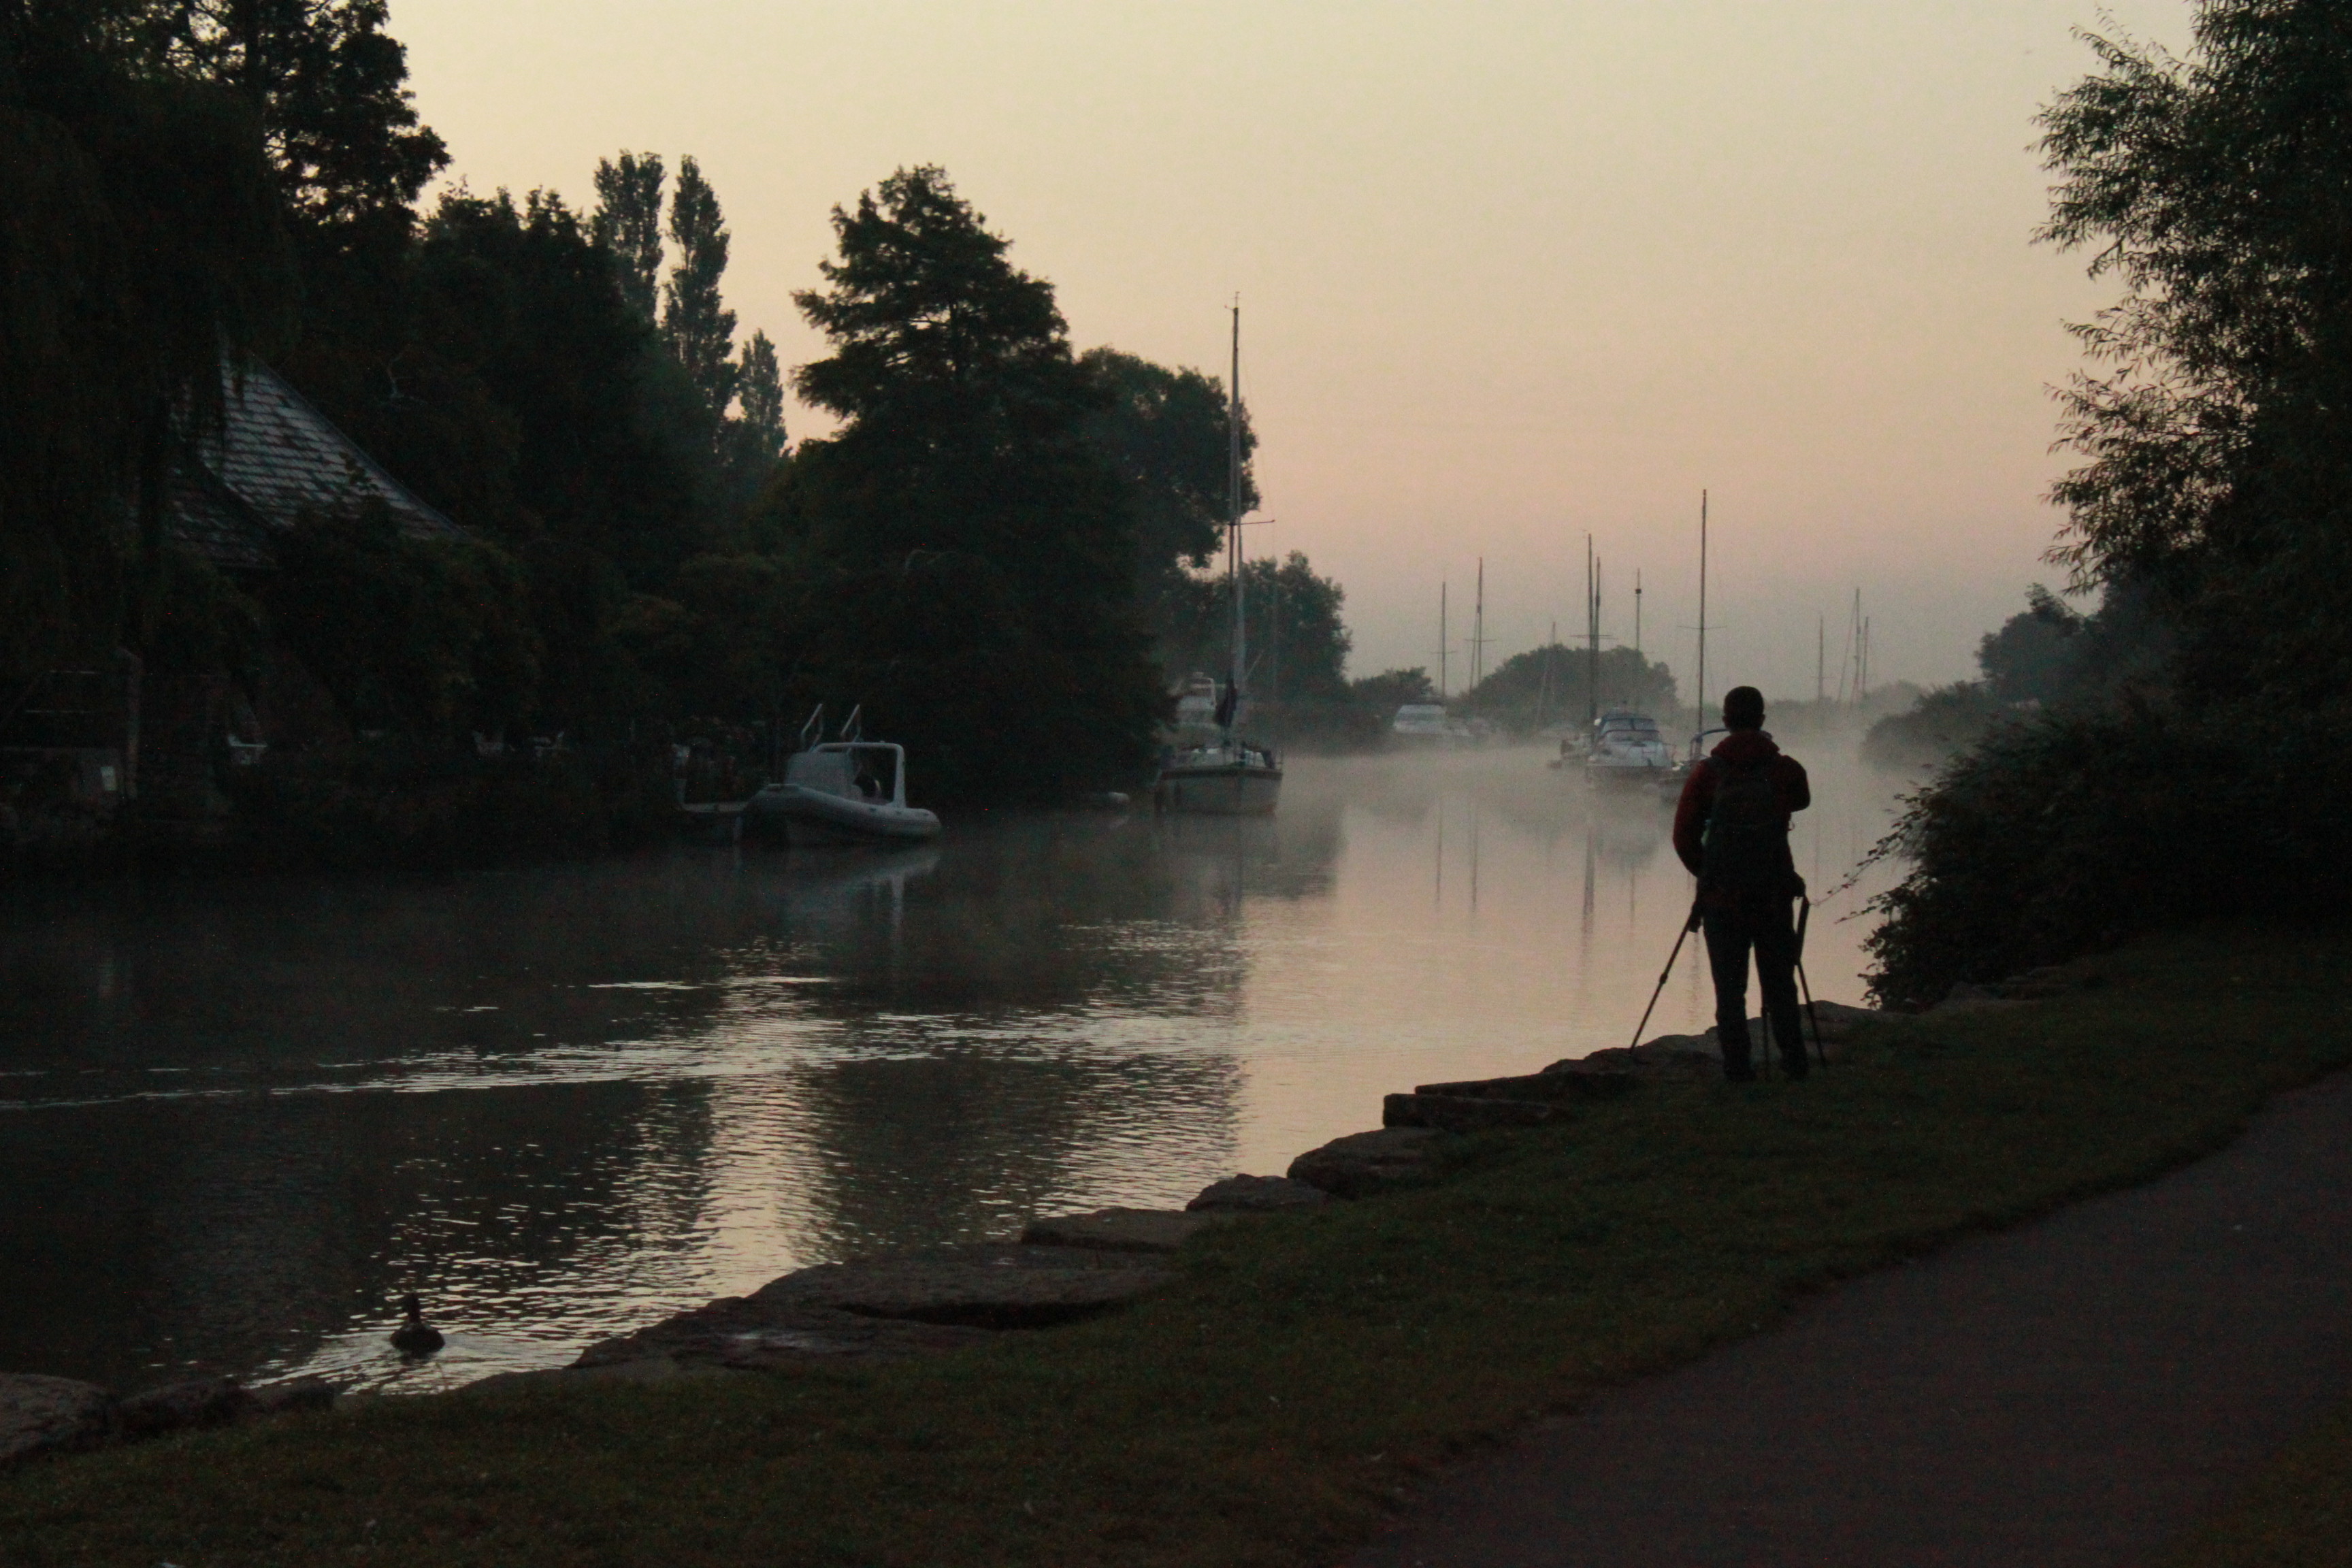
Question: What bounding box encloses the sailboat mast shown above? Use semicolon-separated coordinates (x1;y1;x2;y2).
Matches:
1472;558;1486;693
1439;583;1449;700
1228;301;1245;715
1696;490;1709;738
1585;534;1598;725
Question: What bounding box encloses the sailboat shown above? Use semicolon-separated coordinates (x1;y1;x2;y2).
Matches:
1154;303;1284;817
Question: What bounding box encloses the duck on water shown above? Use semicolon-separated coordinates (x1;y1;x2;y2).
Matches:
390;1295;443;1356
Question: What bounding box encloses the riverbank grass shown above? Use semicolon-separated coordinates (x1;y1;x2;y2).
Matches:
2168;1397;2352;1568
4;927;2348;1567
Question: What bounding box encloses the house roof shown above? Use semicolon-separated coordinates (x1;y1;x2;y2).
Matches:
169;359;463;570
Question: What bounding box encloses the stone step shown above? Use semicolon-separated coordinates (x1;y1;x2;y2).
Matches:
745;1243;1169;1330
1019;1208;1221;1254
1415;1068;1639;1102
1384;1092;1562;1133
1288;1126;1451;1198
1187;1174;1330;1213
570;1299;998;1375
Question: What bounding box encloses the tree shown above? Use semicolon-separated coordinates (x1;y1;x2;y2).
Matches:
795;165;1091;444
406;188;717;588
1079;347;1254;576
591;150;664;321
717;329;787;519
1976;585;2083;704
121;0;448;229
2038;1;2352;704
1862;0;2352;1000
662;154;736;417
1463;643;1678;731
734;331;786;457
1158;551;1350;704
778;165;1162;800
1;5;294;685
1351;668;1436;713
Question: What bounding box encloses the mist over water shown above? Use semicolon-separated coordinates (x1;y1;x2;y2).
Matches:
0;742;1902;1393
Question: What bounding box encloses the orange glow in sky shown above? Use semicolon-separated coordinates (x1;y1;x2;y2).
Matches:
395;0;2193;700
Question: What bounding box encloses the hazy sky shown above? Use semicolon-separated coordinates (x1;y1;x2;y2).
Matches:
397;0;2193;704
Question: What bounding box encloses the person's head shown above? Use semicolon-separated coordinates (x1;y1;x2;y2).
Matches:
1722;686;1765;731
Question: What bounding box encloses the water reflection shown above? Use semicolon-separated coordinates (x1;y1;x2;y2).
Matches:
0;749;1899;1392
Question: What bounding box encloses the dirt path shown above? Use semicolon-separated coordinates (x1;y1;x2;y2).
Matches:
1349;1068;2352;1568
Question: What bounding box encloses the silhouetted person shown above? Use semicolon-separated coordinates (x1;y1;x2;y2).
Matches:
1672;686;1812;1081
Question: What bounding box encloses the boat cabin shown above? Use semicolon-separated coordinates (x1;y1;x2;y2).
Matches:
786;742;907;808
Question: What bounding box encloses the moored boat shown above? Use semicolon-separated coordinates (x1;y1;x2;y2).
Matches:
1584;708;1675;788
1158;302;1282;818
1157;735;1282;815
751;707;942;847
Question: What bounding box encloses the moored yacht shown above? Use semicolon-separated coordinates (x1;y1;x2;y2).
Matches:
1584;708;1675;788
1157;302;1282;818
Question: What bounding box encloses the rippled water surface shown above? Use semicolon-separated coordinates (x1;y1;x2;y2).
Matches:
0;747;1899;1392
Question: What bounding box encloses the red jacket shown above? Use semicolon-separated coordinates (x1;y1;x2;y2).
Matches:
1672;729;1810;900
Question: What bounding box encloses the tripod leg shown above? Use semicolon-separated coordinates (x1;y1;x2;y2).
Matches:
1793;897;1827;1069
1629;902;1699;1051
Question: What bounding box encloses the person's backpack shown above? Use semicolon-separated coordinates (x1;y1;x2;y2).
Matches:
1701;755;1787;894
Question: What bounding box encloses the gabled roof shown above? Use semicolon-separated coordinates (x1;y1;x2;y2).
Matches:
169;358;463;570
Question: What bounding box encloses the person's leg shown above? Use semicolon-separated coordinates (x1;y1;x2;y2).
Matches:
1702;909;1756;1081
1752;894;1808;1079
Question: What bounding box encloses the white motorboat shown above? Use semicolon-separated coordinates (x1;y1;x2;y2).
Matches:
1391;703;1460;747
1584;708;1675;787
752;708;941;846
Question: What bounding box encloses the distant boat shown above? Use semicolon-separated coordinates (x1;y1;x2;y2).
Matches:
1157;303;1281;817
1391;702;1482;748
1585;708;1675;788
752;706;943;847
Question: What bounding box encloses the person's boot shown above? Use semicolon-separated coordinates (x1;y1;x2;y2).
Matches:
1719;1029;1757;1083
1771;1007;1810;1080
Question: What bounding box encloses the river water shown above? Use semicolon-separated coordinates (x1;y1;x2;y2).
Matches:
0;745;1900;1394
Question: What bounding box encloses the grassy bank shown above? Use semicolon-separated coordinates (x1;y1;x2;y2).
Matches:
2170;1398;2352;1567
5;928;2349;1567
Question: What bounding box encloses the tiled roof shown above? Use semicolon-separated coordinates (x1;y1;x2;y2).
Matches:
166;466;276;573
169;358;463;570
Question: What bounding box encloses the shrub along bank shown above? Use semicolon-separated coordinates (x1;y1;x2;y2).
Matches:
2;926;2347;1567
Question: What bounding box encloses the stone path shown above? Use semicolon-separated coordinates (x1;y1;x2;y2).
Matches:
1350;1068;2352;1568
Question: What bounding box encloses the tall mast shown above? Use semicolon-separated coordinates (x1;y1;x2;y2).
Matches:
1228;299;1245;720
1696;490;1709;736
1537;617;1556;729
1585;534;1599;725
1634;569;1643;657
1438;582;1449;700
1471;557;1486;694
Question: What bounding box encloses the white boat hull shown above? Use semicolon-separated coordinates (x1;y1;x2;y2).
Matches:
755;783;942;845
1156;762;1283;816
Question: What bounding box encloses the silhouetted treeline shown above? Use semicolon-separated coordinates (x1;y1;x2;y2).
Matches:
5;4;1359;846
1867;0;2352;1003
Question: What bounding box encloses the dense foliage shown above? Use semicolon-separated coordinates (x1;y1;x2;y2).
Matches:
1;3;293;685
1867;0;2352;1002
1461;643;1679;733
6;3;1358;843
